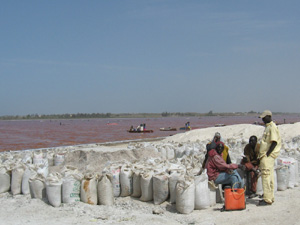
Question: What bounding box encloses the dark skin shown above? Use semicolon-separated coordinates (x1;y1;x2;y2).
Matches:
216;143;243;173
262;115;277;157
216;143;224;155
214;135;221;143
199;143;224;175
249;136;257;149
243;136;257;163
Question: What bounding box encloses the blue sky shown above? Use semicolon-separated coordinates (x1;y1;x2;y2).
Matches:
1;1;300;116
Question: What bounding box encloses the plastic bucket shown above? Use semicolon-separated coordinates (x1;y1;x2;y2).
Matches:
224;186;246;211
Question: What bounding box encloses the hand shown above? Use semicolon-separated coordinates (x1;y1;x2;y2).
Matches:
227;169;234;174
242;157;248;163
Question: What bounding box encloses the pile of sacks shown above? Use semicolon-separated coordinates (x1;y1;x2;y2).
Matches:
0;144;299;214
0;148;218;214
255;157;299;196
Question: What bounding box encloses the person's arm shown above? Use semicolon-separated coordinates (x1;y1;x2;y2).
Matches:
266;141;277;157
201;152;208;169
212;155;238;171
243;146;251;163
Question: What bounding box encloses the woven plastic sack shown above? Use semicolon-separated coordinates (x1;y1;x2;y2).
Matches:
176;176;195;214
276;166;289;191
131;170;141;197
33;152;48;166
22;165;37;195
194;172;210;210
153;172;169;205
120;165;133;197
11;164;26;195
54;153;65;166
0;166;11;193
62;171;83;203
169;170;185;204
81;173;98;205
109;166;121;197
140;171;154;202
46;173;62;207
277;157;296;189
29;175;46;199
98;174;114;205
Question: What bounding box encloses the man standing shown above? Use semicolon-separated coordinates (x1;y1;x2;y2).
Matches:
258;110;281;206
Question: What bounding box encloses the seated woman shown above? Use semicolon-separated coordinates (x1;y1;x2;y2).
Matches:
206;141;244;188
201;132;231;171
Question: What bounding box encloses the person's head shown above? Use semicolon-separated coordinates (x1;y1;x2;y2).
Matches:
214;132;221;142
215;141;224;154
249;135;257;149
259;110;272;124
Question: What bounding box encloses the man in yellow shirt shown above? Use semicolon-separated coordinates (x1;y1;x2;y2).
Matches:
257;110;281;206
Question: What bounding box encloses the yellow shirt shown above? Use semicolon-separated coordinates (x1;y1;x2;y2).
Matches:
259;121;281;159
222;145;229;162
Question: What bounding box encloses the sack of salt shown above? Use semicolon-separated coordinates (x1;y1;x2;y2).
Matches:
29;174;46;199
140;171;154;202
169;170;185;204
98;174;114;206
176;176;195;214
194;172;210;210
11;163;26;195
22;164;37;195
62;168;83;203
131;170;142;198
108;166;121;197
46;173;63;207
153;172;169;205
120;165;133;197
0;165;11;194
80;173;98;205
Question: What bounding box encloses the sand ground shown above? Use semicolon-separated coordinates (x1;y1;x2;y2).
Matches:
0;186;299;225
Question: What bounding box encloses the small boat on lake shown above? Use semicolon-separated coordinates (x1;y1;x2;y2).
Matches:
179;127;191;131
127;130;154;133
160;127;177;131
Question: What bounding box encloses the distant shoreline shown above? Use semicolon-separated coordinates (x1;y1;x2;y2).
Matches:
1;112;299;121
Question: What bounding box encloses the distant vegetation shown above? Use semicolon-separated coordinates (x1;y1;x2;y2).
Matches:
0;111;296;120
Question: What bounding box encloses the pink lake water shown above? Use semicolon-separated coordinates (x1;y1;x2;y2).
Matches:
1;115;299;151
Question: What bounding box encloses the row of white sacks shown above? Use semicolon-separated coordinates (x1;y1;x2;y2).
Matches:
2;135;300;168
0;151;66;167
0;150;299;214
0;153;213;213
256;157;299;193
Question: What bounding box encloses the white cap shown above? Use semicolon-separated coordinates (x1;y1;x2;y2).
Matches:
259;110;272;118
